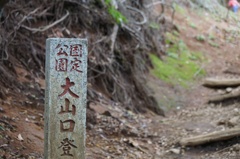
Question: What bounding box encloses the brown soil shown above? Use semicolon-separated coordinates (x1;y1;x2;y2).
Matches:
1;4;240;159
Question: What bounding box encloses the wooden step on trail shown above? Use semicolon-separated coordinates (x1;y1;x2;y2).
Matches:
180;127;240;146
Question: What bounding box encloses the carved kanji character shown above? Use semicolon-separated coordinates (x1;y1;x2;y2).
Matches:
56;44;69;56
55;58;68;72
58;77;79;98
59;98;76;115
70;58;82;73
60;119;75;132
58;138;77;156
70;44;82;57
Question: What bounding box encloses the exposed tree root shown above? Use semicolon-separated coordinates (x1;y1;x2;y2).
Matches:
0;0;175;116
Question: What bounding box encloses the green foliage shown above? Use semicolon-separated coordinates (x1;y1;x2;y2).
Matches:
208;34;215;40
195;34;206;42
172;3;186;15
196;8;206;17
206;33;218;47
208;41;219;47
149;22;160;29
165;32;178;44
189;22;197;29
172;30;180;37
104;0;111;5
104;0;127;24
150;33;205;87
225;29;240;43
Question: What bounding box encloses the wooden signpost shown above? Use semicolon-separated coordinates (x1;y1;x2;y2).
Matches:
44;38;88;159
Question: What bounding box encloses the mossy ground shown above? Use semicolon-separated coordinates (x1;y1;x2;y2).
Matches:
150;32;205;87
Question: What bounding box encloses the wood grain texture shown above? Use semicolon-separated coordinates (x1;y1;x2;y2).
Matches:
180;127;240;146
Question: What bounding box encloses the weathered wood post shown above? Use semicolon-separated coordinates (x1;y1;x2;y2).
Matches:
44;38;88;158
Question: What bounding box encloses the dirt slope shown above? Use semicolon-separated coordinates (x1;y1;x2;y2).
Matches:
1;4;240;159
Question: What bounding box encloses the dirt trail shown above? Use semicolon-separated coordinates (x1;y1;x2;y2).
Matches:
1;4;240;159
146;5;240;159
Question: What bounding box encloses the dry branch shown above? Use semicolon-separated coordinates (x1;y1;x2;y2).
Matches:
144;0;165;8
180;127;240;146
126;5;147;25
0;48;8;60
121;23;143;43
110;24;119;55
17;7;41;26
208;89;240;103
203;78;240;87
30;41;41;68
21;10;69;33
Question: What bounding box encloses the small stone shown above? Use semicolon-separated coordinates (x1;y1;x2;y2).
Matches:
226;87;233;93
234;108;239;112
147;140;152;144
229;116;239;126
169;148;181;154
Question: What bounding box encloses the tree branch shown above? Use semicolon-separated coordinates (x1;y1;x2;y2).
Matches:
126;5;147;25
21;10;69;33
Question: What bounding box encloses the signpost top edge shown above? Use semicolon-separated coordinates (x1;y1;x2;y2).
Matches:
46;38;87;42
